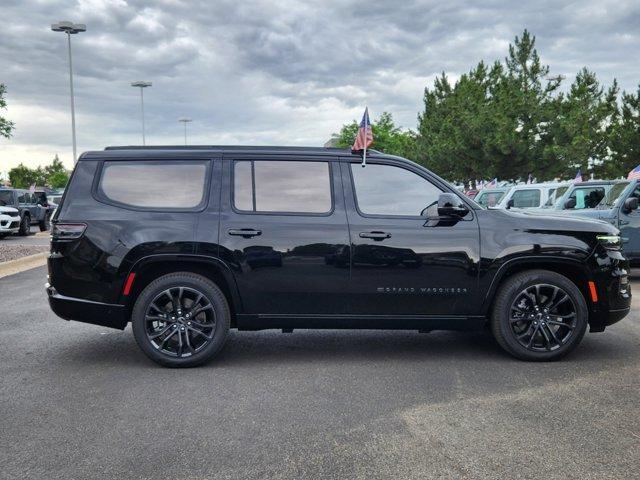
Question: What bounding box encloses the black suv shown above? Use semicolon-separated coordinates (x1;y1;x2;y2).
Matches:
47;146;631;367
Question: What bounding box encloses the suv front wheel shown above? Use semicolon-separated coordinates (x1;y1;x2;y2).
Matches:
18;215;30;236
491;270;588;361
132;272;230;367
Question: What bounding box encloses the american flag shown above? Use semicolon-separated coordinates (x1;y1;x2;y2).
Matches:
486;178;497;188
628;165;640;180
352;107;374;151
574;169;583;184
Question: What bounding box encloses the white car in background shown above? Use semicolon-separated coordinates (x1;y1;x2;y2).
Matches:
496;182;570;209
0;205;21;239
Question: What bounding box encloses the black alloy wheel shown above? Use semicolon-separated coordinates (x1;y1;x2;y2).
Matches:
145;286;216;357
491;270;588;361
132;273;230;367
508;283;578;352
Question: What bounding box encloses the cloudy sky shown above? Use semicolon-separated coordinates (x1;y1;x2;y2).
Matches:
0;0;638;171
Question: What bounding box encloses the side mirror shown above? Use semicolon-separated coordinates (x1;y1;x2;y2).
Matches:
437;193;469;218
506;199;514;209
564;198;576;209
623;197;638;213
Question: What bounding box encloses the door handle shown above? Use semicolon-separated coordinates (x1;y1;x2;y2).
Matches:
620;220;629;226
228;228;262;238
359;231;392;241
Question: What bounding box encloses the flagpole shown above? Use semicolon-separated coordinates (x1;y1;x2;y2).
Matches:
361;106;368;168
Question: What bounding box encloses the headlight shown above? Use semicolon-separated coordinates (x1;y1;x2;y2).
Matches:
596;234;622;249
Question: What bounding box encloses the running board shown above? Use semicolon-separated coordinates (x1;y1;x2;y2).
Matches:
236;314;485;332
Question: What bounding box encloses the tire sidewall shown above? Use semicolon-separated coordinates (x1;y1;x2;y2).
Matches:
132;273;230;367
493;271;588;361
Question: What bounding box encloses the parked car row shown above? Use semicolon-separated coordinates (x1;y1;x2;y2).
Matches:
469;179;640;265
0;187;60;238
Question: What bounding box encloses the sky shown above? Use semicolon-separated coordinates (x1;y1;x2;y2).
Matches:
0;0;639;173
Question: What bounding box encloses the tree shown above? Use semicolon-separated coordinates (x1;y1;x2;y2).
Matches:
548;69;619;178
331;112;417;159
8;164;41;188
608;84;640;176
0;83;14;139
8;156;70;188
45;154;69;187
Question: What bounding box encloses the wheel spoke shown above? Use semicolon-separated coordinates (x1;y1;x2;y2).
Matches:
187;325;213;340
539;325;552;350
549;294;569;311
184;330;196;353
544;324;563;346
176;329;183;356
547;320;574;329
191;304;213;317
159;329;178;349
149;324;174;339
525;325;540;348
546;286;559;308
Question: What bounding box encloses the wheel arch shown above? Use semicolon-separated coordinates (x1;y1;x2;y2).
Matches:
120;255;242;326
482;257;592;316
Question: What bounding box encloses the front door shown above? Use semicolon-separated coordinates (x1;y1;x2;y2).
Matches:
342;160;481;317
219;156;351;315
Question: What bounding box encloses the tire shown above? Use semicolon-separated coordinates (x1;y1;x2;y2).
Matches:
18;215;30;236
0;233;6;240
131;272;230;367
490;270;588;361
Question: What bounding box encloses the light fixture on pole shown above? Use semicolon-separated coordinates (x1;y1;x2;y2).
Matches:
51;21;86;164
131;81;152;145
178;117;192;145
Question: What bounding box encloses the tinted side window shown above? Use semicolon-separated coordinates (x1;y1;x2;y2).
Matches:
18;192;28;204
99;161;208;209
511;189;541;208
233;160;332;214
351;164;442;216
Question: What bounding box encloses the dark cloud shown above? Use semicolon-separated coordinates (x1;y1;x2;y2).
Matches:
0;0;638;170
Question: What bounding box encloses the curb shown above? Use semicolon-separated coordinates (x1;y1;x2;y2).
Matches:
0;252;48;279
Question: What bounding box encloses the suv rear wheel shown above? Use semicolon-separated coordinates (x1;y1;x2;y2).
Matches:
131;272;230;367
491;270;588;361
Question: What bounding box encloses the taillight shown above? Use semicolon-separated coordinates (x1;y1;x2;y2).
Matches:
51;223;87;240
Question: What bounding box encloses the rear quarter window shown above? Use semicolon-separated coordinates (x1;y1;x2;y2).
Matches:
97;160;209;210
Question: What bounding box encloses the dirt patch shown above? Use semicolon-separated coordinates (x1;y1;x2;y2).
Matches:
0;244;49;263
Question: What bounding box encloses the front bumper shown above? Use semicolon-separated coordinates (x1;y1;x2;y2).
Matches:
46;284;128;330
0;215;20;234
588;247;632;332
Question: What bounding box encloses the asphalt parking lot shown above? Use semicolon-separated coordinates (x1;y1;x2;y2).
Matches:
1;266;639;480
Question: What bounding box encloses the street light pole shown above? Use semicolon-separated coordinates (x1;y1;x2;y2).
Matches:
51;21;86;164
178;118;192;145
131;81;152;145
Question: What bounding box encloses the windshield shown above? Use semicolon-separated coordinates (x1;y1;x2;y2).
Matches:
475;189;506;207
0;191;12;206
601;182;629;207
544;185;568;207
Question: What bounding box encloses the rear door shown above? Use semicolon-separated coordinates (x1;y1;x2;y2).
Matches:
218;156;351;315
341;159;481;317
